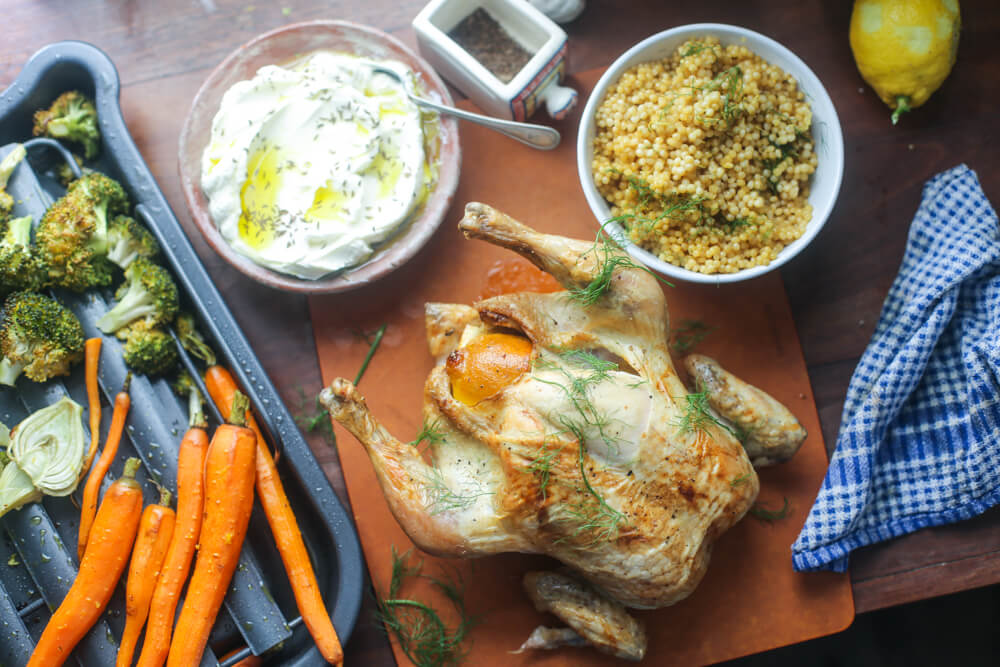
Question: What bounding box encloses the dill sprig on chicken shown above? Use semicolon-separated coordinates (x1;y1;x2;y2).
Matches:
533;349;620;449
526;441;564;501
568;231;647;307
729;472;753;487
674;390;745;443
422;468;493;516
530;348;629;543
375;548;477;667
409;418;447;451
558;417;628;544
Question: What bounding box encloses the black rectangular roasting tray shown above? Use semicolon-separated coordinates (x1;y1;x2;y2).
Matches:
0;41;363;667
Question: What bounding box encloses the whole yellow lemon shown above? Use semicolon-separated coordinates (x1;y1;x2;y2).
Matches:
849;0;961;123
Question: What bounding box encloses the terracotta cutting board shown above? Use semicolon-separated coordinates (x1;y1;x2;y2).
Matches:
309;68;854;666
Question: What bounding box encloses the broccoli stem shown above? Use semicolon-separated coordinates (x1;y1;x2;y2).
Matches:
95;283;158;334
0;144;26;189
5;216;33;246
189;385;207;430
0;358;25;387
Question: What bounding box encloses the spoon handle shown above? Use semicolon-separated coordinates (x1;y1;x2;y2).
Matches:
413;97;561;150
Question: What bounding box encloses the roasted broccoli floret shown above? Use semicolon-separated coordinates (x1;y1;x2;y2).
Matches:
0;292;85;386
35;172;128;291
66;172;129;255
96;257;179;335
122;325;178;376
0;144;26;222
174;312;217;366
55;153;87;188
0;192;12;222
107;214;159;270
0;216;48;297
32;91;101;159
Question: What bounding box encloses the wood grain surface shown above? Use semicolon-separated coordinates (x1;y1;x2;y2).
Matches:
3;1;999;664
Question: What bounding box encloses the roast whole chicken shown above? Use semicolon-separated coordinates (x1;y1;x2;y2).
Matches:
320;203;807;660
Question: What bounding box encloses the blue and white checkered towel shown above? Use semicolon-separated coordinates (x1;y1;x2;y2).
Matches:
792;165;1000;573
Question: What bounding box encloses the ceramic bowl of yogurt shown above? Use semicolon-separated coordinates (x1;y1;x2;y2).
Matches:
179;20;461;293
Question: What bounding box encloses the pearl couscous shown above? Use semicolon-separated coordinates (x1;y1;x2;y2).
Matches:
591;37;818;274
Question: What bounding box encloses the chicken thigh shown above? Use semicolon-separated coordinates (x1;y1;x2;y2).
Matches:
321;203;806;659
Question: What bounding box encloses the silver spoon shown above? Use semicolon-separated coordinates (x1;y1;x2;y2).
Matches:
372;66;561;151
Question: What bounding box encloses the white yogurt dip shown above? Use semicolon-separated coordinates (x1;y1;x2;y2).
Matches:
200;51;433;279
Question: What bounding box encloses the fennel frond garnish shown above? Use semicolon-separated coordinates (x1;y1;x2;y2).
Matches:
375;547;477;667
749;497;791;522
558;417;628;544
423;473;493;516
293;386;336;445
354;323;387;386
410;418;447;451
673;390;747;443
527;442;562;500
568;230;648;307
730;472;753;487
533;349;629;542
669;319;716;354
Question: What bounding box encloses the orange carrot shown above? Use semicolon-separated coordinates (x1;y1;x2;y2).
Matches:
27;459;144;667
116;487;175;667
166;393;257;667
205;365;343;665
78;374;131;561
220;649;263;667
135;401;210;667
81;337;102;479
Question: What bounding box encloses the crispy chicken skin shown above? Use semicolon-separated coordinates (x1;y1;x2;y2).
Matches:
321;203;805;658
683;354;807;467
521;570;646;661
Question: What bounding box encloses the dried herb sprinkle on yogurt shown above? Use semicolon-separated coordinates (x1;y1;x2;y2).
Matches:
200;51;435;279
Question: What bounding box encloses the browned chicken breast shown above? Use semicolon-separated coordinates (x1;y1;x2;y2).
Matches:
321;203;806;659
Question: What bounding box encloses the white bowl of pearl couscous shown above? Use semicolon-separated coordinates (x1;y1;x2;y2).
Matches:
577;24;844;284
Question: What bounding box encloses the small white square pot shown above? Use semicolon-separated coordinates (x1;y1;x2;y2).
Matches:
413;0;577;121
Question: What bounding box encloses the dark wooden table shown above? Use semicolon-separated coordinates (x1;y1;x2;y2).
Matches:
4;1;998;663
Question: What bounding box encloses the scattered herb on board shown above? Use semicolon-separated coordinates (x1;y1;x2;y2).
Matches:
375;547;477;667
749;497;791;522
354;323;387;386
447;8;533;84
670;319;716;354
293;387;336;446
